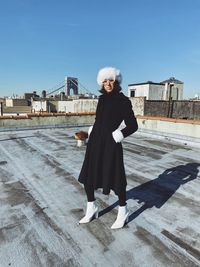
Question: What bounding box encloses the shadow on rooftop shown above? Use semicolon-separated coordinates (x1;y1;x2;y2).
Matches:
0;136;36;142
99;162;200;224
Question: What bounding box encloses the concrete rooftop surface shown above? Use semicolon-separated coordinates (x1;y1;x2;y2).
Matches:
0;127;200;267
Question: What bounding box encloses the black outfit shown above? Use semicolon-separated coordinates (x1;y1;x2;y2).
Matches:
78;90;138;198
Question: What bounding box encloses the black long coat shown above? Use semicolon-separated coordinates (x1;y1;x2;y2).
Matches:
78;90;138;195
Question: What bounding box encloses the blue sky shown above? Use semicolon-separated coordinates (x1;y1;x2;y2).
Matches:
0;0;200;98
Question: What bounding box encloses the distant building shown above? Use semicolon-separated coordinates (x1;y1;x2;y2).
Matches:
31;99;98;113
128;77;184;100
5;98;29;107
24;91;39;101
31;100;48;112
189;94;200;101
3;97;31;115
161;77;184;100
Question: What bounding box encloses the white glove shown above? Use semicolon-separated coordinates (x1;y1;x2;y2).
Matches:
118;120;126;130
112;129;124;143
88;126;93;138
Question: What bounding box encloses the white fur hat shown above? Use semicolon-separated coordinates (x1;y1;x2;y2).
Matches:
97;67;122;86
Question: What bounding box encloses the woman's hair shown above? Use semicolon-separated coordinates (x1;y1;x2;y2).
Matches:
99;81;122;94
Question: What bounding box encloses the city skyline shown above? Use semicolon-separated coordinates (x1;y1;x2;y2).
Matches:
1;0;200;98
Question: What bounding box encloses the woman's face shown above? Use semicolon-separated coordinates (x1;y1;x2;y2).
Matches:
102;79;115;93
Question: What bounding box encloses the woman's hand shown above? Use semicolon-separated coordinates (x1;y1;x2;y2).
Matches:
112;129;124;143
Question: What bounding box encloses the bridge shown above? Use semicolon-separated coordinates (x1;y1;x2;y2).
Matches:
45;76;94;97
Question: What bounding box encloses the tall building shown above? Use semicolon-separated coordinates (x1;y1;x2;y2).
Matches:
128;77;183;100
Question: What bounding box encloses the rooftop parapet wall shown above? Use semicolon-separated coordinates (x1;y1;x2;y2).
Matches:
0;113;199;142
137;115;200;140
0;112;96;129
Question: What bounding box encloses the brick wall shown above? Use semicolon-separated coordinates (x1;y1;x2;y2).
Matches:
144;100;200;120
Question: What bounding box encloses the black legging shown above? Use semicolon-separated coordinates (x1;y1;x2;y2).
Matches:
84;184;126;206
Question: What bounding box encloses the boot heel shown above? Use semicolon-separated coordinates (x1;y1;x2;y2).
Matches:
94;211;99;219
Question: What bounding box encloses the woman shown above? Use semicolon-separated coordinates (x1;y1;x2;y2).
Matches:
78;67;138;229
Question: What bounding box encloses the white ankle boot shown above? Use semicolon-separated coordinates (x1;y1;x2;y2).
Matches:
79;201;99;224
111;205;129;229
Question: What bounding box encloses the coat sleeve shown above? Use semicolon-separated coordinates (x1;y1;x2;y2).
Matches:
94;96;102;121
121;99;138;138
